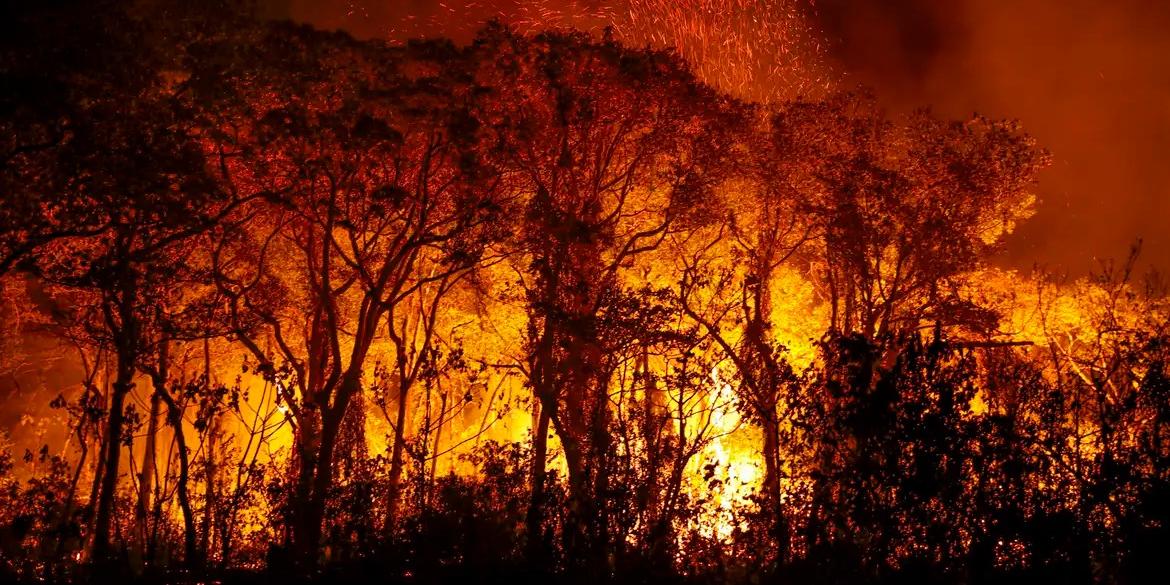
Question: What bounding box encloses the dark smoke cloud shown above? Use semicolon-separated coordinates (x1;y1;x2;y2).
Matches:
815;0;1170;275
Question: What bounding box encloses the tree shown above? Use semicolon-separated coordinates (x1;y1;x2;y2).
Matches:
474;25;743;575
198;24;507;563
23;76;243;573
674;114;811;566
0;2;257;568
772;92;1048;342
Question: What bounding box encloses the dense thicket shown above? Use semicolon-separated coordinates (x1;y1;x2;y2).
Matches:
1;3;1167;585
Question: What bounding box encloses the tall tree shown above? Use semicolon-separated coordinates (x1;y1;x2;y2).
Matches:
475;25;742;574
199;25;506;563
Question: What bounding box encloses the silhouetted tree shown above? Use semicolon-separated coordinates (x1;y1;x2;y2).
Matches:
473;25;742;576
195;24;507;565
772;92;1048;342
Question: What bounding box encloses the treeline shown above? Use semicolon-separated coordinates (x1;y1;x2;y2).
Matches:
1;2;1168;584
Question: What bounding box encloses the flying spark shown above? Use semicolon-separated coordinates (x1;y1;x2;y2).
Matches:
378;0;834;102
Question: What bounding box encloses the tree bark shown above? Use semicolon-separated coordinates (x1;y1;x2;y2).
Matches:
91;359;133;565
156;379;198;568
92;270;140;568
134;391;161;562
761;413;790;564
525;402;551;566
200;414;218;562
385;378;410;533
296;370;362;565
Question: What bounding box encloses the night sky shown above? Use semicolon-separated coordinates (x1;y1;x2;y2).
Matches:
269;0;1170;276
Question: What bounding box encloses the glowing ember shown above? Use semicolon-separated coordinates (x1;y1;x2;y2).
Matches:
382;0;833;101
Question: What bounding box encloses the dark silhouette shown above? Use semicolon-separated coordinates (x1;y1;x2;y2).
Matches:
0;3;1164;585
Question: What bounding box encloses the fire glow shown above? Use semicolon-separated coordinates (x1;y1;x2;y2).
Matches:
1;2;1168;584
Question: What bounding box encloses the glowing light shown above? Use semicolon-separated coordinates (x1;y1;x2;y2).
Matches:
384;0;833;102
688;364;763;541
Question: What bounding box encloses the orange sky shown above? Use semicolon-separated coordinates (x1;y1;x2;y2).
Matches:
815;0;1170;276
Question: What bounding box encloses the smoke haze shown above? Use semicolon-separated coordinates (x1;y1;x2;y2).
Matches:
816;0;1170;275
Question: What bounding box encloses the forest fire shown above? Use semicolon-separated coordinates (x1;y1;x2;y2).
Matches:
2;1;1169;584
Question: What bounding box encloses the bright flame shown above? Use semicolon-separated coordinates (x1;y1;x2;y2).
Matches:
686;364;763;541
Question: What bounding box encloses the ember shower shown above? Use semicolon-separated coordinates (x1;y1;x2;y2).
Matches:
1;1;1168;584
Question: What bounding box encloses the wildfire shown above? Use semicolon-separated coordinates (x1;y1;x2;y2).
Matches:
692;364;762;541
0;2;1163;583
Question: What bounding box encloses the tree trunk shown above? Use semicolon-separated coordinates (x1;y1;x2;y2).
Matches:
91;358;134;565
640;349;661;528
298;371;361;565
200;414;218;562
385;377;411;532
157;383;198;568
525;402;551;565
200;338;217;562
92;272;139;568
561;438;592;576
84;377;107;555
290;433;318;563
557;421;609;580
761;413;790;565
86;421;105;550
304;413;340;564
134;391;161;562
587;396;613;577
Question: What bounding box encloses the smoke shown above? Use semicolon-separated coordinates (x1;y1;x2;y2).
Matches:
814;0;1170;275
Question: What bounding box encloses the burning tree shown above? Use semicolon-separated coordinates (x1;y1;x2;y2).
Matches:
2;3;1168;585
471;25;744;574
772;92;1048;341
191;22;508;566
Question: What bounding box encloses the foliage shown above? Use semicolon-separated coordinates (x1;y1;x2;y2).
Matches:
2;3;1166;585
